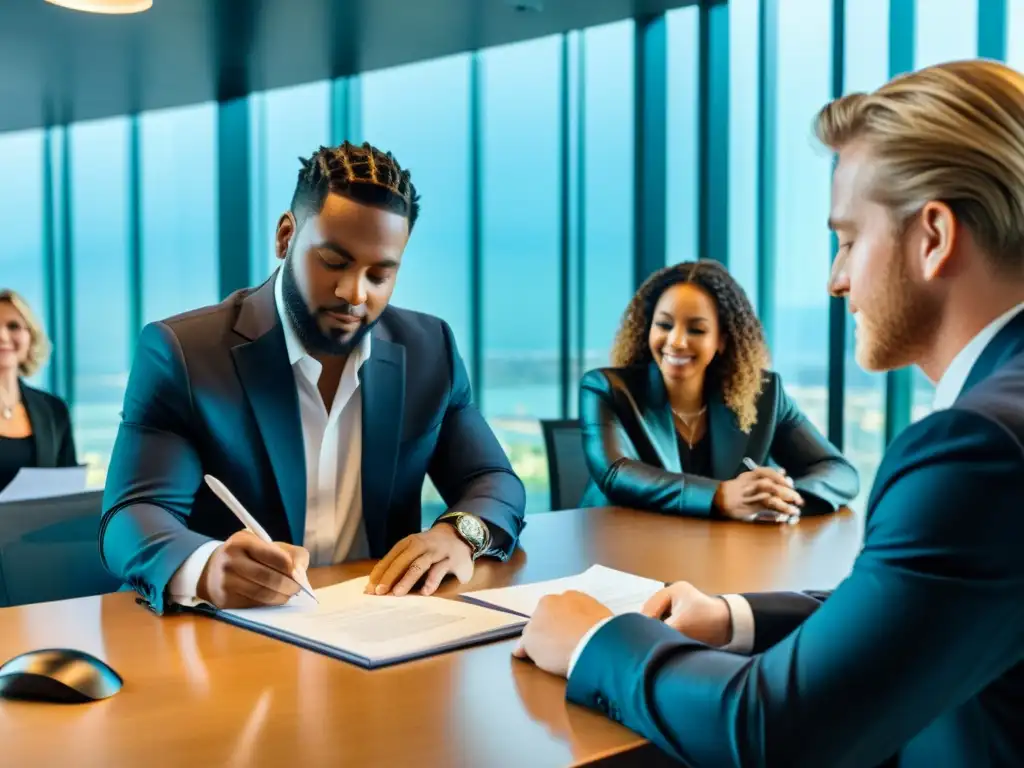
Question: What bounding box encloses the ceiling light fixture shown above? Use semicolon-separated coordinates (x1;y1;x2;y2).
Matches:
44;0;152;14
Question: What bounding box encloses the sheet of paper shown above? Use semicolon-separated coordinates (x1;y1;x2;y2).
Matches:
463;564;665;618
0;466;88;503
223;575;525;665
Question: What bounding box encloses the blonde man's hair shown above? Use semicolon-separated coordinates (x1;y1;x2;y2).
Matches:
0;290;51;377
815;58;1024;273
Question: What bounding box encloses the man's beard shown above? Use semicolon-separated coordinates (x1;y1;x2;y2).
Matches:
281;256;377;357
855;240;942;373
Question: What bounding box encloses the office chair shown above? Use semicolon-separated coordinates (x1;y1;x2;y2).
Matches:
0;491;120;607
539;419;591;511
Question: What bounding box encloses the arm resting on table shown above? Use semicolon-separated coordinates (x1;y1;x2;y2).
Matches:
579;371;719;516
768;373;860;514
567;409;1024;767
99;322;212;614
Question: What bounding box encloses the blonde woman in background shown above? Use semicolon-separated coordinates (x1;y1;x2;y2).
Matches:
0;289;77;492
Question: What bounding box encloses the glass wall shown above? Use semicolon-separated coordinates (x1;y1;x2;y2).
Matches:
0;130;49;389
479;36;563;512
139;103;219;324
911;0;979;420
769;0;833;435
68;117;132;485
842;0;889;509
582;21;636;377
1;0;1015;512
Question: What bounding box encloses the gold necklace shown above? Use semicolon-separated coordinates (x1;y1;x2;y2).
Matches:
671;407;706;449
0;388;17;420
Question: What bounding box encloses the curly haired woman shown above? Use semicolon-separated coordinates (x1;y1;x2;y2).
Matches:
578;260;858;522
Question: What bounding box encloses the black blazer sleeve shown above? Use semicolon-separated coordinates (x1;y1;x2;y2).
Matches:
426;321;526;557
579;370;720;517
566;409;1024;767
99;322;214;613
768;374;859;513
740;590;832;653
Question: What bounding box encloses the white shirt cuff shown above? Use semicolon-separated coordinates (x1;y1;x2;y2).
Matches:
719;594;755;654
166;540;222;607
567;616;615;678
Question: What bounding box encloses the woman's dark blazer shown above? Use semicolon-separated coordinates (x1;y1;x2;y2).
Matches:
578;363;859;516
18;380;78;468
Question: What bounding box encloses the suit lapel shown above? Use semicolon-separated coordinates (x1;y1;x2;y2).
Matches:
231;278;307;545
19;383;55;468
360;337;405;555
958;307;1024;399
708;389;748;479
641;363;681;472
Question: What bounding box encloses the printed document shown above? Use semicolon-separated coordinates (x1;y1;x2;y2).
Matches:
0;466;88;503
462;564;665;617
220;576;526;667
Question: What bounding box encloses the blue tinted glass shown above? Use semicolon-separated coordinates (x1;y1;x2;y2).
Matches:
69;117;131;485
0;130;49;389
480;35;562;512
770;0;833;434
842;0;890;510
360;55;472;368
251;82;331;281
583;21;635;373
666;8;700;267
139;103;218;323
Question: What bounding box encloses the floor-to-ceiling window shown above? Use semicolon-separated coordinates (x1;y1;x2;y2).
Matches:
68;117;132;486
910;0;979;421
665;7;701;268
479;35;563;512
139;103;219;324
360;54;474;523
842;0;890;509
0;130;49;390
250;82;331;282
581;21;636;380
769;0;834;435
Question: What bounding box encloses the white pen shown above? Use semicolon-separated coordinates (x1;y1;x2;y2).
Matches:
203;474;318;603
741;457;799;525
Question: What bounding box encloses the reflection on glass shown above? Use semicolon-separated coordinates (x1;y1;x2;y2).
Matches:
480;36;563;512
914;0;978;69
69;117;132;487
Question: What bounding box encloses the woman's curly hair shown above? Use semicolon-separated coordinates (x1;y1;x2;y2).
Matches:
609;260;770;433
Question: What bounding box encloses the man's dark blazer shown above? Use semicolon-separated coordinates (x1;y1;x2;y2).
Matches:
578;364;860;515
100;274;526;614
19;381;77;468
568;309;1024;767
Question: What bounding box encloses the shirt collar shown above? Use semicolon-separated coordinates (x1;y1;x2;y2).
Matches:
932;302;1024;410
273;269;372;374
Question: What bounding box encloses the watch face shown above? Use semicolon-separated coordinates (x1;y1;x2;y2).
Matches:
457;515;486;548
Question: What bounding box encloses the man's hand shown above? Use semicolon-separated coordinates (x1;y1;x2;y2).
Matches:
366;523;474;596
641;581;732;646
197;530;310;609
512;591;614;678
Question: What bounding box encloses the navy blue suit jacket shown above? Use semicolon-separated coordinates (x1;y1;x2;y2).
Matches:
568;310;1024;767
100;276;526;613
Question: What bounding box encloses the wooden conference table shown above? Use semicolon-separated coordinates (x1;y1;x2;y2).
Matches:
0;506;863;767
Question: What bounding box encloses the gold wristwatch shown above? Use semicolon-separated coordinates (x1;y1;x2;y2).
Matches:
436;512;491;560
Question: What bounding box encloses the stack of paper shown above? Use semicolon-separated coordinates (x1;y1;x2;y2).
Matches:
462;565;665;617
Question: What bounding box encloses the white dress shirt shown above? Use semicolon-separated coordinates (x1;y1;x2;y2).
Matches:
568;302;1024;674
167;272;371;605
